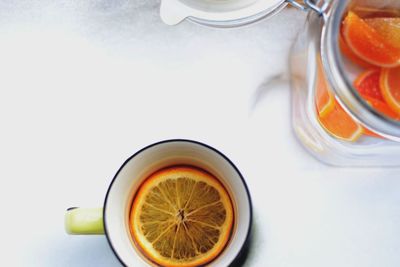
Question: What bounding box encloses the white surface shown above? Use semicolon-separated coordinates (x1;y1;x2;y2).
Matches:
0;1;399;267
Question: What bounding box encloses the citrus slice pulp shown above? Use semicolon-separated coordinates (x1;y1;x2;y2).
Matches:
318;101;363;142
362;95;400;120
130;166;234;267
363;127;383;138
380;67;400;115
352;6;400;19
343;12;400;67
339;33;374;68
316;57;335;118
365;18;400;49
354;69;384;101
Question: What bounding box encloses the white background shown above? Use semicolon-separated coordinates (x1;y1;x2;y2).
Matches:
0;1;399;266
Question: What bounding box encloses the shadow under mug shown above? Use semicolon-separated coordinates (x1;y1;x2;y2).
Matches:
65;139;252;266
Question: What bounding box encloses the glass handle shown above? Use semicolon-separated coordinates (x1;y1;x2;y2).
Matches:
65;207;105;235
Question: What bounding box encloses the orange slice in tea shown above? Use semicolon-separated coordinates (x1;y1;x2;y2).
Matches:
380;67;400;115
354;69;384;101
318;101;363;142
316;57;335;118
343;12;400;67
365;18;400;49
130;166;234;267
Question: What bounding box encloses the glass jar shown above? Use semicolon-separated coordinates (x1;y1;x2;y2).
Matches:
290;0;400;166
160;0;400;166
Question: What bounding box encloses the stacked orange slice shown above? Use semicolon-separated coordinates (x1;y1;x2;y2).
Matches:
317;10;400;141
315;58;363;141
342;12;400;68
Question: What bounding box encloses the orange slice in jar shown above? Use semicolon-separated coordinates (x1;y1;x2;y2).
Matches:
352;6;400;19
363;127;383;138
318;100;363;142
316;57;335;118
362;95;400;120
354;69;384;101
343;12;400;68
130;166;234;267
380;66;400;115
365;18;400;49
339;32;375;68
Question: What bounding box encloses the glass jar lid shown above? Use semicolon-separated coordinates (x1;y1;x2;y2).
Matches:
160;0;286;27
160;0;328;27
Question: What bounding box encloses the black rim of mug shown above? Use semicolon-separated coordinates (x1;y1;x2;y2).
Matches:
102;139;253;267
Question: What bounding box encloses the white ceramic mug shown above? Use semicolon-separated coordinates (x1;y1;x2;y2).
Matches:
65;139;252;266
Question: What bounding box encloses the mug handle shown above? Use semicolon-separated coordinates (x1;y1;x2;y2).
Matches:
65;207;105;235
